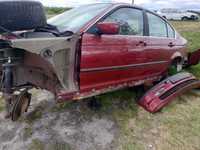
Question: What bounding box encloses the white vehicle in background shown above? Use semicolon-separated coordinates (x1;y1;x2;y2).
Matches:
157;8;199;21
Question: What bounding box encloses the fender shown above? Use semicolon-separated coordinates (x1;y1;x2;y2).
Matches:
138;72;200;113
1;35;80;93
170;51;183;62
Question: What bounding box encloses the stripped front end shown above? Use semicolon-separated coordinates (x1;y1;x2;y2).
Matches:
0;35;79;120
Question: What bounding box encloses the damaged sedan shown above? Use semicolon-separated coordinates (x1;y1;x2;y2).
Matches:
0;1;198;121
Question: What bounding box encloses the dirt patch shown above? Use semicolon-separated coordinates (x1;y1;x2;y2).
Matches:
0;90;119;150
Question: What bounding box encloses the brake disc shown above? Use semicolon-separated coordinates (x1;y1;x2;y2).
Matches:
11;90;31;121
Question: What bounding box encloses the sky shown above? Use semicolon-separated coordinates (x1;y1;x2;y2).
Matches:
37;0;200;10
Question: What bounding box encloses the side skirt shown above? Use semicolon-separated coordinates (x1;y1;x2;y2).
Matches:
57;75;163;102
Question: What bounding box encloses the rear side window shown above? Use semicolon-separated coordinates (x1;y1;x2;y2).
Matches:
147;12;167;37
103;8;144;36
167;23;175;38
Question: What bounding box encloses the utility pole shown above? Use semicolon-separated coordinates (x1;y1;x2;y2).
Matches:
132;0;134;5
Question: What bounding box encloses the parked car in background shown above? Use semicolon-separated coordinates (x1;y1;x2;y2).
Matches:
0;1;189;120
157;8;199;20
188;10;200;16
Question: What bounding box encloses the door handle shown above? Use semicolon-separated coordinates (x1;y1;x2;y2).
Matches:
136;41;147;46
168;42;175;47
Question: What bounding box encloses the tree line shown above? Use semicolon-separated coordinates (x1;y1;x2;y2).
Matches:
45;7;72;15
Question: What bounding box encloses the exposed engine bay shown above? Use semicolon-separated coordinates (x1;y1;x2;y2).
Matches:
0;32;80;120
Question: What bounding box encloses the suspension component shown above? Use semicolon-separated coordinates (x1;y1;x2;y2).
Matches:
2;61;14;118
0;47;25;119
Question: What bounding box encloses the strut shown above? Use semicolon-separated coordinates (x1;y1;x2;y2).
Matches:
2;59;14;118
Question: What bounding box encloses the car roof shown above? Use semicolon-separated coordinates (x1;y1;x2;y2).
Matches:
87;3;156;15
80;3;142;9
91;3;144;9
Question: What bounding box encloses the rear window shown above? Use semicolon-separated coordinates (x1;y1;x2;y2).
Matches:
147;12;168;37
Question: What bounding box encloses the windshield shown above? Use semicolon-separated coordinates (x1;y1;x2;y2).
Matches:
48;4;112;33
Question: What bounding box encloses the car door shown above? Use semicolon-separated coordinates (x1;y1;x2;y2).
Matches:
144;11;178;75
80;7;149;92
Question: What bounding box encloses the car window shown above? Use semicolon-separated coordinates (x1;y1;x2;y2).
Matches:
147;12;167;37
103;8;144;36
167;23;175;38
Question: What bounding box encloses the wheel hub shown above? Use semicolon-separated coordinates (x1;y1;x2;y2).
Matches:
11;90;31;121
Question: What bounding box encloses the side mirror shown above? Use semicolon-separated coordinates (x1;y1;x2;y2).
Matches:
96;22;120;35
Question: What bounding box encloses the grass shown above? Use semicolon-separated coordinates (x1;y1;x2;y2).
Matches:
29;138;71;150
171;21;200;52
0;98;4;112
29;139;45;150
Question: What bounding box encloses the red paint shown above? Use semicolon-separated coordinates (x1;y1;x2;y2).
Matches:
96;22;120;34
188;49;200;66
79;33;169;92
58;3;188;101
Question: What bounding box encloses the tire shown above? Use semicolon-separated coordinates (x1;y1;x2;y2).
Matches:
191;15;198;21
0;1;46;32
181;16;188;21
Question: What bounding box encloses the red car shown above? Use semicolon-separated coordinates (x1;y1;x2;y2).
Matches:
50;3;187;97
0;2;188;120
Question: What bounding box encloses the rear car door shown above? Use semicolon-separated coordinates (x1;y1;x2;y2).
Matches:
80;7;148;92
144;11;177;75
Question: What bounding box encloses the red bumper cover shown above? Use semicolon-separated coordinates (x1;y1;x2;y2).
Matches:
138;72;200;113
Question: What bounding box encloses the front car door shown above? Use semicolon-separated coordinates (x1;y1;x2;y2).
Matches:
80;7;149;92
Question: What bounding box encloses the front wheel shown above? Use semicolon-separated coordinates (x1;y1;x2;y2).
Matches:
181;16;188;21
191;15;198;21
11;90;32;121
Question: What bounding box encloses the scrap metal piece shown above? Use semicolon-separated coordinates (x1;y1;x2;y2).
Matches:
138;72;200;113
187;49;200;66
